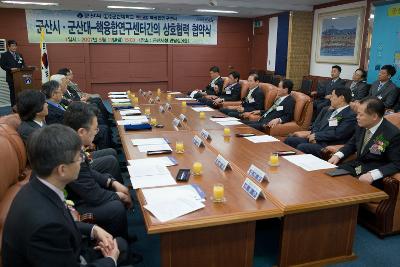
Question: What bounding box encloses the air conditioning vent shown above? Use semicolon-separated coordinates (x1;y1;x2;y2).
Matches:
0;38;10;107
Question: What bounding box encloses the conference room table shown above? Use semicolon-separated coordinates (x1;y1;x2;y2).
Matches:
112;91;387;267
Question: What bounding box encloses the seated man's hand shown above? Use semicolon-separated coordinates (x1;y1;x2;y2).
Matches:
328;155;340;165
359;173;374;184
241;112;252;119
214;85;219;94
112;181;129;195
116;192;133;209
308;133;316;143
236;106;244;112
267;118;281;128
213;98;223;105
96;238;120;262
324;145;340;154
250;110;261;115
93;225;114;249
325;94;332;100
292;131;311;138
11;68;19;71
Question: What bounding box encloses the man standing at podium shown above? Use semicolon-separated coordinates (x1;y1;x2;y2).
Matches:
0;40;26;107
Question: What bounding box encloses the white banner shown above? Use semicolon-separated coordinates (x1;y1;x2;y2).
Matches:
25;9;217;45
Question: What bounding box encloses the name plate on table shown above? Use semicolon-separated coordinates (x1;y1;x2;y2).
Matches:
147;90;152;96
179;114;187;121
138;89;143;94
242;178;264;200
192;135;204;147
247;164;268;183
164;103;171;110
173;118;182;127
155;96;160;102
159;105;165;113
215;154;230;171
200;129;211;140
148;98;155;104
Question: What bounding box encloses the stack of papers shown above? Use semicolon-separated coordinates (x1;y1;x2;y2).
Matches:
128;156;177;167
244;135;279;143
131;138;169;146
119;109;141;116
137;144;172;153
209;117;239;122
282;154;337;171
175;97;194;101
191;106;215;112
216;120;243;126
117;117;149;125
167;92;182;95
128;163;176;189
111;98;130;103
108;92;127;95
142;185;206;222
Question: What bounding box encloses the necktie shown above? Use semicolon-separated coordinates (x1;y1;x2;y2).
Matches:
361;129;372;154
377;83;383;92
329;109;338;120
260;98;281;120
12;52;16;60
350;81;357;90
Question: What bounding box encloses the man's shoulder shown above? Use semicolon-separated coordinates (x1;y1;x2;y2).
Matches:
382;119;400;137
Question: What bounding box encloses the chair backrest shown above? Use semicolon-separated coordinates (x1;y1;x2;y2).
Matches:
291;91;313;128
0;114;21;130
259;83;278;110
385;112;400;129
239;80;249;99
300;78;313;96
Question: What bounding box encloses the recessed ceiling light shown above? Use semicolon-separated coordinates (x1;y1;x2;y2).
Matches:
1;1;58;5
195;9;238;14
107;5;155;10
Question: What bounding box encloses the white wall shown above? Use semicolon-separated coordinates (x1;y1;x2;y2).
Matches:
267;16;278;71
309;1;367;79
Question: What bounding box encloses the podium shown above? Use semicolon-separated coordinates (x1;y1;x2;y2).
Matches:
11;67;36;96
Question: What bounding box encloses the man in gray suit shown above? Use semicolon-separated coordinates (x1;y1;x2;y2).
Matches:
368;65;399;109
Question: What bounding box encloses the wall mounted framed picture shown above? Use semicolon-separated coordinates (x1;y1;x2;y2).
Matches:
315;7;365;64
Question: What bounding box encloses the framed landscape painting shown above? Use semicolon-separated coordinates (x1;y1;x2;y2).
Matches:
315;8;365;64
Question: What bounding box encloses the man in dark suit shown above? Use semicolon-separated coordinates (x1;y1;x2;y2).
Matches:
16;90;48;143
368;65;399;109
64;102;132;239
345;68;369;102
328;97;400;188
42;80;66;125
313;65;346;120
0;40;26;107
193;66;224;100
285;87;356;158
244;79;295;131
220;73;265;118
2;124;128;267
203;71;242;108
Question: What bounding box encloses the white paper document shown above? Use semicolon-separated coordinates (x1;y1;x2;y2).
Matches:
144;197;205;222
111;98;130;103
108;92;127;95
137;143;172;153
142;185;205;203
129;161;170;177
209;117;240;122
109;95;128;99
127;165;176;189
128;157;177;167
244;135;279;143
117;118;148;125
119;109;141;115
175;97;194;101
167;92;182;95
131;138;168;146
216;120;243;126
121;115;146;120
191;106;215;112
282;154;337;171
